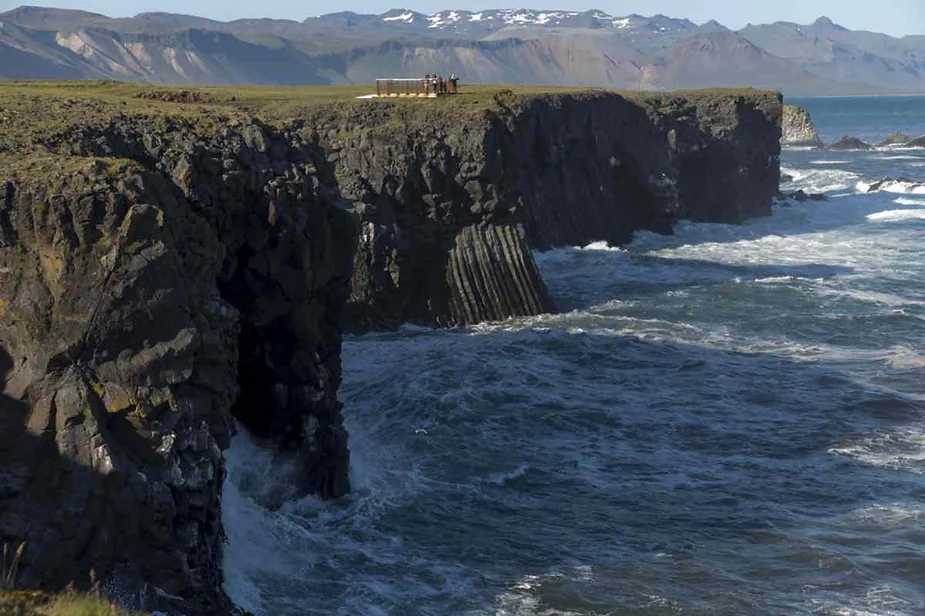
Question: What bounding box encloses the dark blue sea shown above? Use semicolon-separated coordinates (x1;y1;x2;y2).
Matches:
224;96;925;615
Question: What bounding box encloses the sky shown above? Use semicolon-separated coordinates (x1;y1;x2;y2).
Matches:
0;0;922;37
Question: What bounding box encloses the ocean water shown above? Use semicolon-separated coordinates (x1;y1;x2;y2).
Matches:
223;97;925;616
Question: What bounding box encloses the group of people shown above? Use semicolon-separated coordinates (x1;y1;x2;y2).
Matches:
424;74;460;95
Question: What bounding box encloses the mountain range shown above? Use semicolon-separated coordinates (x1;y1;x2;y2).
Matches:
1;6;923;94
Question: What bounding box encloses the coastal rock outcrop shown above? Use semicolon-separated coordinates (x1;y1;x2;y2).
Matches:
781;104;823;147
1;102;354;613
864;177;925;193
906;136;925;148
306;90;781;330
827;136;873;151
778;189;827;202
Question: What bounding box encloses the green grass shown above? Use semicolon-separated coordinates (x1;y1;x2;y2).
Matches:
0;80;778;182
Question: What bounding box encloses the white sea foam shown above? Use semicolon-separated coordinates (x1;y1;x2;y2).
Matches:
830;426;925;475
580;240;623;252
811;160;851;165
893;197;925;206
858;180;925;194
784;167;860;192
849;504;924;526
867;209;925;221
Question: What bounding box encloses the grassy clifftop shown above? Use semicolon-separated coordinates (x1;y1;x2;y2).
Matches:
0;81;777;171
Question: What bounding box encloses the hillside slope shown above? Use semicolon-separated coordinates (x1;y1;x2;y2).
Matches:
0;6;919;92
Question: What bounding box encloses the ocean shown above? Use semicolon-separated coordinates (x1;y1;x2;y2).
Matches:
223;96;925;616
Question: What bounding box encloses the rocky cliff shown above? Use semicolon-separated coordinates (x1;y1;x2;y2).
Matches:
0;83;780;613
781;104;823;147
0;89;354;613
305;89;781;330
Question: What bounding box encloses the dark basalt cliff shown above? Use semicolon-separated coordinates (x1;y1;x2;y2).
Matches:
0;84;780;614
1;99;354;613
307;89;781;330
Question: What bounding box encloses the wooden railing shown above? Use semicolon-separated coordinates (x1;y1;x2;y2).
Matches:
375;78;458;97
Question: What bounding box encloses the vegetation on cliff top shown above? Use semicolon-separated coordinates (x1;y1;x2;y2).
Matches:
0;81;777;169
0;590;142;615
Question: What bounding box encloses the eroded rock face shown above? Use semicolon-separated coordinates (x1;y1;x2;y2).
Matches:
782;104;823;147
0;118;354;613
307;90;781;331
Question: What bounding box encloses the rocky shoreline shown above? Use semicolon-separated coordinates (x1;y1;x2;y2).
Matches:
0;84;781;614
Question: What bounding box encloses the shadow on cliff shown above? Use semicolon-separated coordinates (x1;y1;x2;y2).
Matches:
0;345;69;587
310;325;925;614
0;346;99;590
0;345;31;477
0;346;153;598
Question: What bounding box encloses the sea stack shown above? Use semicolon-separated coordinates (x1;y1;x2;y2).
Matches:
781;104;823;147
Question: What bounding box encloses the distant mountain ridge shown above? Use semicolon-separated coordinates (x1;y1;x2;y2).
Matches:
0;5;922;93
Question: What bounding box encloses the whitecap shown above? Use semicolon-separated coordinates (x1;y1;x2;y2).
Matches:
849;504;924;526
893;197;925;206
786;168;859;192
485;464;530;485
580;240;623;252
829;425;925;475
867;209;925;222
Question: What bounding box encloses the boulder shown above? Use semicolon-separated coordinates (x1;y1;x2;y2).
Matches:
778;189;828;202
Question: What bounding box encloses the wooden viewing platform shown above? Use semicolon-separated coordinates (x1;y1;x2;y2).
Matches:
374;78;457;98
